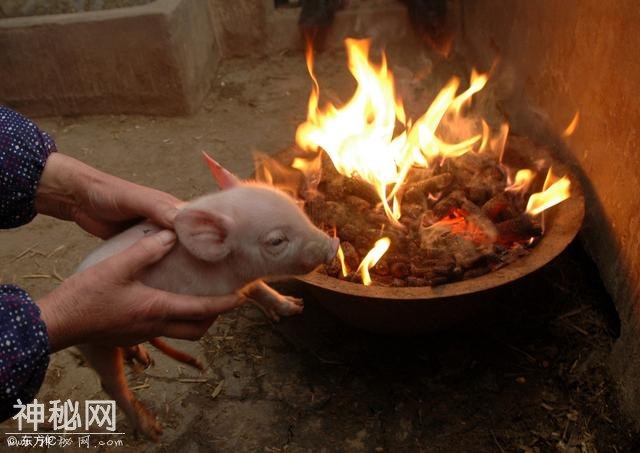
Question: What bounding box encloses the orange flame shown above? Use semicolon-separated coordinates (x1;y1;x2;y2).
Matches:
292;153;323;196
253;151;304;198
526;168;571;215
563;111;580;137
355;237;390;286
336;244;348;277
495;123;510;164
506;169;535;194
296;39;492;225
284;38;574;286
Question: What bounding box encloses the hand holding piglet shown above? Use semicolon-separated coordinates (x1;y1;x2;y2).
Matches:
36;229;244;352
35;152;182;239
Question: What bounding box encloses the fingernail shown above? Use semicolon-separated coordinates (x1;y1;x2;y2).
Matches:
156;230;176;246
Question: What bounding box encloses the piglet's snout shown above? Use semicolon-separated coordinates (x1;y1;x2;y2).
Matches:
300;235;338;272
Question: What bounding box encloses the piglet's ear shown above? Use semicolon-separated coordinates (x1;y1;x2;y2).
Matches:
202;151;241;189
174;209;234;262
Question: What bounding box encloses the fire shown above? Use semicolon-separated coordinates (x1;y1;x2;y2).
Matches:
251;38;576;287
292;153;323;198
506;169;535;194
563;111;580;137
526;168;571;216
504;167;571;216
355;237;391;286
336;244;349;277
296;38;490;225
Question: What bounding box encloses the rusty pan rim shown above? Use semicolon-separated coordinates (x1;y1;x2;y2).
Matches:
296;184;585;301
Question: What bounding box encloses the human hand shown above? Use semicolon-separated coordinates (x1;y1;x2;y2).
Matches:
36;230;244;352
36;153;182;238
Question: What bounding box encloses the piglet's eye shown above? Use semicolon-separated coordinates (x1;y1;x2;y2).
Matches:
263;232;289;257
267;234;288;247
269;237;284;247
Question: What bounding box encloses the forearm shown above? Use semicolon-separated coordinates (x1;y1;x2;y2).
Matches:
34;152;103;220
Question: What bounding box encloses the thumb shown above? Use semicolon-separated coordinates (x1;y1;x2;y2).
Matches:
112;230;177;277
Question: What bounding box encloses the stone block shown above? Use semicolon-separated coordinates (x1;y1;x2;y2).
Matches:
0;0;220;116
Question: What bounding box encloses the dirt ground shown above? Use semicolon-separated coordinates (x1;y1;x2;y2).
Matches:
0;48;638;451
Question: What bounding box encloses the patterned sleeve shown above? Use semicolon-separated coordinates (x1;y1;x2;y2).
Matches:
0;285;50;421
0;105;57;229
0;107;54;419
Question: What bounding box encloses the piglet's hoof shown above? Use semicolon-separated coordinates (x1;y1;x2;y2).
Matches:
274;295;304;316
123;345;153;369
131;399;163;441
252;294;305;322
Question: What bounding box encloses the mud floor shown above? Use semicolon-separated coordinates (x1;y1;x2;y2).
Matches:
0;49;638;451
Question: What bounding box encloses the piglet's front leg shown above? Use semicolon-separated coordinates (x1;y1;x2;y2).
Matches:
244;280;303;321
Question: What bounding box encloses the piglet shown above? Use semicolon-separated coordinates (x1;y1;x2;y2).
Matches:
76;154;338;439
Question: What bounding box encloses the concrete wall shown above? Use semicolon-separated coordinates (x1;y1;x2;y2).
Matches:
0;0;220;116
457;0;640;426
1;0;411;115
0;0;154;18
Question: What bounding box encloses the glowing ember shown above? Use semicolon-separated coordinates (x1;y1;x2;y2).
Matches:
355;237;391;286
429;208;496;245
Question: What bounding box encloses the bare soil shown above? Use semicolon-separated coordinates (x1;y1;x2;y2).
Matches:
0;49;637;451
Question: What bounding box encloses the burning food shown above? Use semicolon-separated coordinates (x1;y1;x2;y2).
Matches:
260;39;573;287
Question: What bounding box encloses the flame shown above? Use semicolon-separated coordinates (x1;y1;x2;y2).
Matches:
336;244;348;277
254;151;304;199
506;169;535;194
526;168;571;215
494;123;510;164
478;119;491;153
296;38;492;225
450;68;489;115
278;38;575;286
563;111;580;137
355;237;390;286
292;153;323;197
